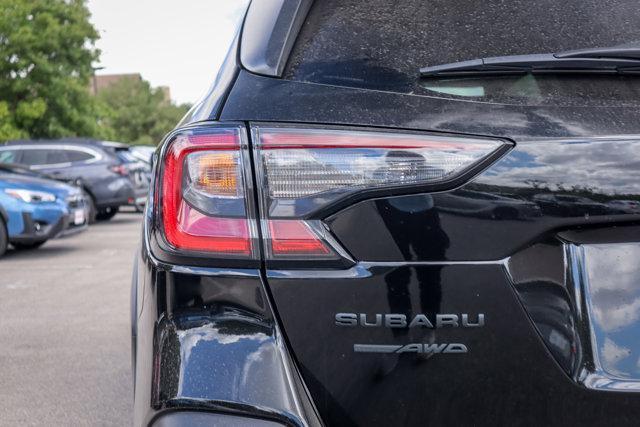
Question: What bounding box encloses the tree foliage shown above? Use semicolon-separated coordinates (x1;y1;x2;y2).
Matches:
0;0;189;145
0;0;105;139
97;77;189;145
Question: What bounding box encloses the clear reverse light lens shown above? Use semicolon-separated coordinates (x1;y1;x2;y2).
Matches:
253;127;506;218
262;148;481;198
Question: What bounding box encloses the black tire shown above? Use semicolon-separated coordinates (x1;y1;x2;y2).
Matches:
12;241;46;250
96;206;119;221
84;191;97;224
0;217;7;258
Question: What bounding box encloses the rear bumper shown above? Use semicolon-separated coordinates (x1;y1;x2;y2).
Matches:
127;188;148;207
132;241;321;427
10;207;88;243
95;178;140;209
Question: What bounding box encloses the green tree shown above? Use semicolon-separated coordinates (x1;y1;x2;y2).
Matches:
0;0;104;141
97;77;189;145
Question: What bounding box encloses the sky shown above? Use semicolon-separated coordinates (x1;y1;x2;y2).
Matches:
87;0;249;105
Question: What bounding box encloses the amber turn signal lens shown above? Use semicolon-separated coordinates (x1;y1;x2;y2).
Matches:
186;151;240;197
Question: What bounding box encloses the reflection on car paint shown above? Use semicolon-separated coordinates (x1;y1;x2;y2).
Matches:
329;137;640;263
584;243;640;381
153;308;307;425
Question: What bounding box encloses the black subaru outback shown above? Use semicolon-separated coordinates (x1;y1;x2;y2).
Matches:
132;1;640;426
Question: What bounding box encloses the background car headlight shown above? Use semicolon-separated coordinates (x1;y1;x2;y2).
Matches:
4;189;57;203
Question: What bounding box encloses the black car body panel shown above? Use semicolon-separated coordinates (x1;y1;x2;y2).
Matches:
133;1;640;425
133;227;322;426
221;71;640;139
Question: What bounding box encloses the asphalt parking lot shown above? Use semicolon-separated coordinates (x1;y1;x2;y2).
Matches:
0;211;141;426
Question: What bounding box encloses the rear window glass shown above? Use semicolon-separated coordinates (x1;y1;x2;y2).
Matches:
21;149;51;165
284;0;640;95
20;149;71;165
46;150;69;164
66;150;95;163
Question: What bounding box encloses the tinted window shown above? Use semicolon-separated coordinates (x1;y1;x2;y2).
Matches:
20;149;72;166
46;150;70;164
285;0;640;94
20;149;50;165
0;150;19;163
66;150;95;163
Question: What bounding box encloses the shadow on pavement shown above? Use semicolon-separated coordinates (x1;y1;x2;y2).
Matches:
94;212;143;226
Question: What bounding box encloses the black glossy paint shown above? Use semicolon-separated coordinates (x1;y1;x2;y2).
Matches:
569;236;640;389
266;263;640;426
132;244;323;426
328;137;640;262
220;72;640;425
258;136;640;425
221;71;640;139
133;187;322;426
510;231;640;391
154;308;303;425
133;146;322;426
135;1;640;425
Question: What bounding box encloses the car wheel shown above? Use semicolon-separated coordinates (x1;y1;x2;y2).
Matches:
96;206;119;221
12;241;46;250
0;217;7;258
84;191;97;224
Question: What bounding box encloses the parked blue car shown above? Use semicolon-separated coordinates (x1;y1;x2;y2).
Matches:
0;168;88;257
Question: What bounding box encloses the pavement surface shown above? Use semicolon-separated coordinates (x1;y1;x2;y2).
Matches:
0;212;141;426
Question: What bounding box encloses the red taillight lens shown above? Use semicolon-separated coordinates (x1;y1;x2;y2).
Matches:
267;220;331;257
110;164;129;176
161;126;256;257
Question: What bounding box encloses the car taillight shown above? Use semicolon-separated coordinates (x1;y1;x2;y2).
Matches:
251;125;509;261
159;125;258;258
156;123;508;265
110;164;129;176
